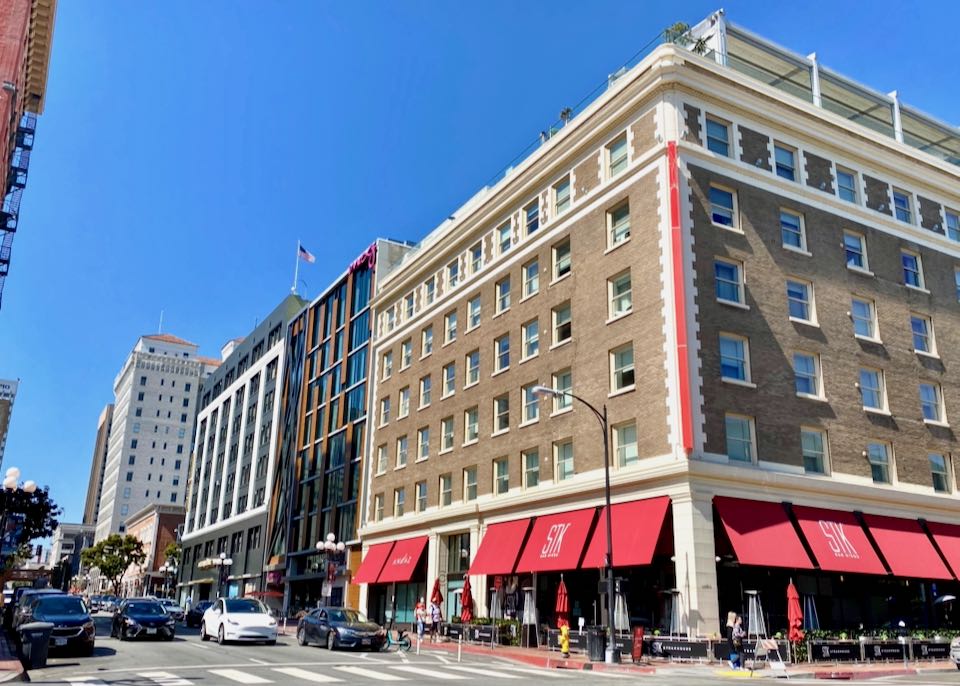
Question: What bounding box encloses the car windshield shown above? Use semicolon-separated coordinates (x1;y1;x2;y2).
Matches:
160;600;178;607
328;609;367;623
36;597;86;615
224;599;266;614
195;602;212;611
127;601;165;615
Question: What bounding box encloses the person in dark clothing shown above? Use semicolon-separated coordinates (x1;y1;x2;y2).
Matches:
726;612;744;669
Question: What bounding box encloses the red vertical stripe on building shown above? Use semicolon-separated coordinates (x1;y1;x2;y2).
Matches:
667;142;694;455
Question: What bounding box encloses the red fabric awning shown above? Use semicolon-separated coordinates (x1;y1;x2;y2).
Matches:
516;507;596;573
926;521;960;579
469;518;532;575
714;497;813;569
791;505;886;575
581;497;670;568
861;514;952;580
353;542;395;584
377;536;429;583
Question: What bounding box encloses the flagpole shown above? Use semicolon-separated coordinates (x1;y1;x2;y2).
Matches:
292;241;300;294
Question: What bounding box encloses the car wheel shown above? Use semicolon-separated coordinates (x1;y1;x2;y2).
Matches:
217;625;226;645
326;631;337;651
200;622;209;641
296;628;306;646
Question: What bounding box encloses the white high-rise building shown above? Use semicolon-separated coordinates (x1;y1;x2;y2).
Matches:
95;334;219;541
0;379;18;471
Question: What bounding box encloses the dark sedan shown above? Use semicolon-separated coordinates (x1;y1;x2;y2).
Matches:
297;607;384;651
111;600;176;641
28;595;95;656
185;600;213;628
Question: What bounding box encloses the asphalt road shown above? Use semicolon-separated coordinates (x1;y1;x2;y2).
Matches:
22;616;960;686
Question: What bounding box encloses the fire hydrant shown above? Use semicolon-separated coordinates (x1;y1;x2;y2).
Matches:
559;623;570;658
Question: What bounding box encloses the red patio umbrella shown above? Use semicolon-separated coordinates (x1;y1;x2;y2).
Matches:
555;576;570;628
431;578;443;606
460;576;474;623
787;581;804;643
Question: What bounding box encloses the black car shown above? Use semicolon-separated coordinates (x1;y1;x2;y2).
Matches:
185;600;213;628
297;607;384;651
111;599;175;641
27;595;95;656
12;589;65;631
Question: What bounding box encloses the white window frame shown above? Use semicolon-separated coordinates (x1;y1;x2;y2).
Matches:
442;362;456;397
417;426;430;461
910;313;936;356
929;453;952;493
447;259;461;290
553;176;571;216
858;367;887;413
714;257;745;307
415;481;427;513
553;369;572;414
920;382;946;425
522;383;539;425
393;487;405;517
376;444;388;475
439;474;453;507
779;209;807;253
608;201;631;248
553;239;572;280
465;350;480;387
851;296;879;341
382;351;393;380
774;142;797;181
493;458;509;495
421;326;433;357
495;277;511;314
705;116;730;157
608;271;632;319
843;230;870;272
467;296;481;330
379;398;391;426
724;413;756;463
793;351;823;399
901;249;925;290
464;407;479;444
425;277;436;305
493;394;510;435
524;199;540;235
607;132;628;177
494;334;510;373
709;184;738;229
614;422;639;467
552;303;572;346
786;278;816;325
554;440;574;481
522;319;539;360
419;375;432;408
522;259;540;298
470;243;483;274
444;310;457;344
374;494;384;522
610;343;635;393
523;449;540;489
497;221;512;255
892;188;913;224
396;435;408;468
440;416;454;453
719;333;752;385
867;442;892;484
463;467;477;501
946;209;960;243
398;386;410;418
800;427;828;474
401;339;412;369
836;166;858;203
405;292;415;320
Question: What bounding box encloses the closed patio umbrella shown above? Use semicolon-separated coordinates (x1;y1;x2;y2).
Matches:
460;577;474;623
430;578;443;606
555;577;569;628
787;582;804;643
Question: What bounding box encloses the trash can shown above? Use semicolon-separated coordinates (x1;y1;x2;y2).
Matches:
586;627;607;662
19;621;54;669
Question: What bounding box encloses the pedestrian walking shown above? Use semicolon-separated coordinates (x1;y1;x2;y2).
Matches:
429;599;442;642
415;597;427;641
726;611;745;670
184;596;193;615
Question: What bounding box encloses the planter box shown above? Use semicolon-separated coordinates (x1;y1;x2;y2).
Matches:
645;636;711;660
808;641;860;662
914;641;951;660
711;639;789;661
861;641;907;661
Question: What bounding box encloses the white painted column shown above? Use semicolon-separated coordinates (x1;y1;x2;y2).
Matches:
426;532;439;598
671;489;720;638
469;524;487;617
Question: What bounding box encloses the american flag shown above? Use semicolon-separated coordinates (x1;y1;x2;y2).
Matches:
298;243;316;264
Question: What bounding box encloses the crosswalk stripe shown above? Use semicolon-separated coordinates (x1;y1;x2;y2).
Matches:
271;667;343;683
333;665;408;681
500;667;574;678
68;680;107;686
139;672;194;686
208;669;273;684
390;665;469;680
444;666;523;679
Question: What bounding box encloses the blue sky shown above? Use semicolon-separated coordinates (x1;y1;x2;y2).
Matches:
1;0;958;524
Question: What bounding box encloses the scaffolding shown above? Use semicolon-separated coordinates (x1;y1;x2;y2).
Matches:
0;112;37;310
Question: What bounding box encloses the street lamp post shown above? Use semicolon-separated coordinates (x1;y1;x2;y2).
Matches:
0;467;36;566
214;552;233;599
315;533;346;606
159;560;178;598
532;385;618;664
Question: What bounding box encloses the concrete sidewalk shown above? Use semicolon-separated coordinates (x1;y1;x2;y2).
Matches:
416;638;957;679
0;631;23;682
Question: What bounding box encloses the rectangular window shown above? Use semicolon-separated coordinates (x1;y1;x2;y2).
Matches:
464;407;479;443
843;231;868;270
421;326;434;357
380;398;391;426
470;243;483;273
553;369;572;412
467;296;481;329
607;133;628;176
553;240;571;279
786;279;814;323
929;454;951;493
382;351;393;380
715;258;744;305
859;368;886;411
494;458;509;495
444;311;458;343
851;297;877;339
867;442;891;484
441;417;454;452
419;375;432;408
836;167;858;203
439;474;453;506
920;383;944;423
780;209;806;251
463;467;477;501
608;202;630;247
525;200;540;234
522;260;539;298
610;344;635;391
725;414;755;462
709;185;736;227
553;178;571;216
554;440;574;481
793;352;821;398
466;350;480;386
415;481;427;513
394;488;405;517
522;383;539;424
910;314;934;354
553;303;572;344
401;339;412;368
609;272;632;318
774;143;796;181
614;422;639;467
493;394;510;434
522;319;539;358
496;277;511;313
376;445;388;475
396;436;408;468
398;386;410;418
417;427;430;460
893;189;913;223
374;494;384;522
947;210;960;242
801;428;827;474
523;449;540;489
447;260;460;289
497;222;512;255
494;335;510;372
405;293;415;319
442;362;456;397
901;250;924;289
719;334;750;383
705;117;730;156
425;276;436;305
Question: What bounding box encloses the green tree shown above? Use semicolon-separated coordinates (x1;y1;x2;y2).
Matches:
0;486;61;575
81;534;146;595
163;541;181;566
